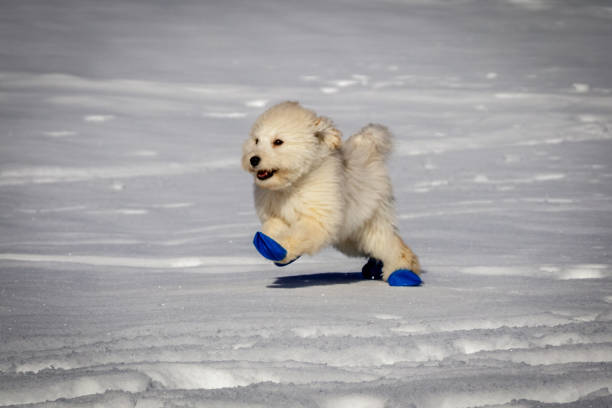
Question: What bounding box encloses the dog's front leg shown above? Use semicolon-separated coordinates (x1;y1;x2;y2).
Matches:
253;217;295;265
277;216;330;264
261;217;290;241
254;216;331;265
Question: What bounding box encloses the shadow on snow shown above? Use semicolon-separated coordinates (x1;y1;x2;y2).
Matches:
267;272;365;288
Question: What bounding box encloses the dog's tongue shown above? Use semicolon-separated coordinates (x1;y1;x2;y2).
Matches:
257;170;269;179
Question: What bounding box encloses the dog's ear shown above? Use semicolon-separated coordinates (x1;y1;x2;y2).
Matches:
313;116;342;150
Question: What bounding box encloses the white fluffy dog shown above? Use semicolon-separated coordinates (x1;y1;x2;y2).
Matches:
242;101;421;285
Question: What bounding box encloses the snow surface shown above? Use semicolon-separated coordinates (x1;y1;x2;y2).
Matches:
1;0;612;407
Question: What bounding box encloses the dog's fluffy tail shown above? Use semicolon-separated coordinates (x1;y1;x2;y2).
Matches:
343;123;393;164
339;124;394;237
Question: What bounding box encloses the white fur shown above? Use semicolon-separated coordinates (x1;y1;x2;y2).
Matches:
242;101;420;280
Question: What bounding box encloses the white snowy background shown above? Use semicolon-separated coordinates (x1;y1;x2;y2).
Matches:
1;0;611;407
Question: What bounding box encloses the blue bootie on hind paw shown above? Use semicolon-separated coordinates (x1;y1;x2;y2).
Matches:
253;232;299;267
362;259;422;286
388;269;422;286
362;258;383;280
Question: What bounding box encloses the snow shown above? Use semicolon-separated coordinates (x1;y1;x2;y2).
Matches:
1;0;611;407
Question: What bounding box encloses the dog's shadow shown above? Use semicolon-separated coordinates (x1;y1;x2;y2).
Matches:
267;272;364;288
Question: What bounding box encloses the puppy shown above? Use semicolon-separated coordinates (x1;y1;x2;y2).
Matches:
242;101;421;286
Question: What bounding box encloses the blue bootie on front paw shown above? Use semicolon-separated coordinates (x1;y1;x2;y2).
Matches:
253;231;286;261
253;232;299;267
388;269;422;287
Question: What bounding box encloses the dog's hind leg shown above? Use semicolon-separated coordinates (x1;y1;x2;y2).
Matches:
334;237;365;258
357;212;420;282
389;234;421;278
334;238;384;279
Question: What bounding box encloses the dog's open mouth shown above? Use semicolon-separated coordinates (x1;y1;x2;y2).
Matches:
256;169;276;180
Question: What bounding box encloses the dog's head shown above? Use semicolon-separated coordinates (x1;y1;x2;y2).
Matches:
242;101;341;190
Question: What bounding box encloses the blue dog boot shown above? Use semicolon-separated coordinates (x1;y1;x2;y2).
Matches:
253;232;300;267
253;232;286;262
362;258;383;280
388;269;422;286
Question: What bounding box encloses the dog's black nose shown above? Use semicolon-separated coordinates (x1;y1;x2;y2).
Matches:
250;156;260;167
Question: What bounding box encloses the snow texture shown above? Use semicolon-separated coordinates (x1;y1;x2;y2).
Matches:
1;0;611;407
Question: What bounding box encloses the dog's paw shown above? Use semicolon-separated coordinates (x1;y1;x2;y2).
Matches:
362;258;383;280
253;232;300;267
387;269;422;287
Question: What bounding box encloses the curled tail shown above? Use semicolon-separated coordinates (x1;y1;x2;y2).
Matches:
343;123;393;165
339;124;394;237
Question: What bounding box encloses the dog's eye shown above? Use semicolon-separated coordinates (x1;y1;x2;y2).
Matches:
254;138;259;145
273;139;284;146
